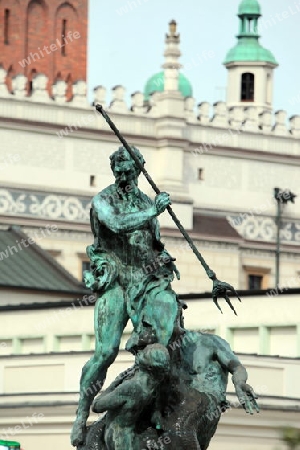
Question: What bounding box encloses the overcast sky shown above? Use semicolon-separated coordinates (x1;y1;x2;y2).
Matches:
87;0;300;118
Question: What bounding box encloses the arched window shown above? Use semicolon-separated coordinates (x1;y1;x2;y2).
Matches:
4;9;10;45
241;73;254;101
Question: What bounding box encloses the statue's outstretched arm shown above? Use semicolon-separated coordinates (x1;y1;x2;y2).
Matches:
213;336;259;414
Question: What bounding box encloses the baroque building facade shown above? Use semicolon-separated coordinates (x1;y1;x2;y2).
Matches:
0;0;300;449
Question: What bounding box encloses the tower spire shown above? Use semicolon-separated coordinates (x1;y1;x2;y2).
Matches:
143;21;192;102
162;20;182;91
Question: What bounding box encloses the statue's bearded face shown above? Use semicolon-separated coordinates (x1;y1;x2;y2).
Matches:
113;151;138;190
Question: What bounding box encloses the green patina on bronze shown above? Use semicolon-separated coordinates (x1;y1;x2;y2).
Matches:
71;107;259;450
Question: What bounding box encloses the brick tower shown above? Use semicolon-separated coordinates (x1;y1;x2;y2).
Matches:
0;0;88;95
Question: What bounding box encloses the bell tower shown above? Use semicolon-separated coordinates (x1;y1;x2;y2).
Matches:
0;0;88;96
224;0;278;112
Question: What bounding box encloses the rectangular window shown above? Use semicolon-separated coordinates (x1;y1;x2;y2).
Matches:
198;168;204;181
20;337;44;354
232;327;259;354
4;9;10;45
90;175;95;187
248;274;263;290
61;19;67;56
269;326;297;357
241;73;255;102
58;335;82;352
243;266;270;290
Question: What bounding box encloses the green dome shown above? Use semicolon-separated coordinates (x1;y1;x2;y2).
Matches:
238;0;261;16
144;71;193;101
224;38;278;65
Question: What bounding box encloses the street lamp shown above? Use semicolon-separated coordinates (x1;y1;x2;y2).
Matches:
274;188;296;287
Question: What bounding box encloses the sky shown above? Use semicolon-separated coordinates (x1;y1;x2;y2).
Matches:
87;0;300;118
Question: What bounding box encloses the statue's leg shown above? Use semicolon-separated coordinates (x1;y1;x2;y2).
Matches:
143;288;178;346
71;288;128;446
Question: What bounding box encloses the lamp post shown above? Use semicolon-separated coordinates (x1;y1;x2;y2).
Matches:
274;188;296;287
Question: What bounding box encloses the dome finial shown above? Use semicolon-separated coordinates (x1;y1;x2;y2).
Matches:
238;0;261;16
169;19;177;36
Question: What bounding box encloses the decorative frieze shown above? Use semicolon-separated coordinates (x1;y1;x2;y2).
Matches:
228;214;300;245
0;188;90;222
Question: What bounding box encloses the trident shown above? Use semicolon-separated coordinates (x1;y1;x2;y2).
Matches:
95;104;241;315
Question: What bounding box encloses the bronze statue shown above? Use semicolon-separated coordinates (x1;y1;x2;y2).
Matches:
71;146;180;446
71;106;257;449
